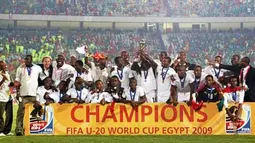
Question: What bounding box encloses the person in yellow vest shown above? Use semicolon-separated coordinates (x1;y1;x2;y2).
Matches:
33;54;38;63
20;46;24;54
41;36;46;43
5;44;10;54
31;49;36;58
0;55;6;62
49;44;54;50
15;45;19;54
52;35;56;43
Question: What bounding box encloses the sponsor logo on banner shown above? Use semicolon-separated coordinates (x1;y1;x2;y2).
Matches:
226;104;251;134
29;105;54;134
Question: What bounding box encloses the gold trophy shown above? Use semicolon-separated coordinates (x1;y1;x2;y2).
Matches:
139;39;146;51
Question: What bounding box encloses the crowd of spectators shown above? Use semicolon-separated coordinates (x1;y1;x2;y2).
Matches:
0;27;161;77
0;0;161;16
0;27;65;77
69;28;161;59
1;27;255;78
163;29;255;67
166;0;255;17
1;0;254;17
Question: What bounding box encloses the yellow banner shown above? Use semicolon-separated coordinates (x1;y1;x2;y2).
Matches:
24;103;255;135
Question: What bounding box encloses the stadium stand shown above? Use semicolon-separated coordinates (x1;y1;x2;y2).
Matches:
165;0;255;17
1;0;254;17
0;0;161;16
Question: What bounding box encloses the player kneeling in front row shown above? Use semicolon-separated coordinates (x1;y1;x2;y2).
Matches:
223;76;245;121
88;80;113;105
121;78;146;108
47;78;90;104
36;77;55;105
105;76;124;102
191;75;223;110
31;77;55;120
65;77;90;104
195;75;222;102
48;80;69;104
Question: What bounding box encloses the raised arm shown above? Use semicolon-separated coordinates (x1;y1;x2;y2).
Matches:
219;64;241;73
141;53;158;70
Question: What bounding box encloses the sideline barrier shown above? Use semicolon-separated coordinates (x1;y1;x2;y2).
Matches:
24;103;254;135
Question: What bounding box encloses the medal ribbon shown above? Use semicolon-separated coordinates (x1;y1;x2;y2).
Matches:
213;68;221;78
27;67;32;76
161;67;169;83
232;91;237;101
180;74;186;89
207;88;214;100
76;89;83;101
129;90;136;101
117;69;123;80
144;70;148;82
194;78;200;90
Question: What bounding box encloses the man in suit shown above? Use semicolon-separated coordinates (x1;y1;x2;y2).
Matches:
212;54;241;86
216;54;241;77
239;57;255;102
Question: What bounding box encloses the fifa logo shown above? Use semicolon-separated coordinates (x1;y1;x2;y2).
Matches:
29;105;54;134
225;104;251;134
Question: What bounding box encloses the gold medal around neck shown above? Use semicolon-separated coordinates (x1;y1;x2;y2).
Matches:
27;75;31;81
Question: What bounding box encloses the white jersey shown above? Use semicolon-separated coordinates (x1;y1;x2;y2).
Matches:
156;65;177;102
52;63;75;86
72;71;93;82
122;86;145;102
66;88;89;103
15;64;42;96
88;91;113;103
187;70;207;90
90;62;110;87
129;67;156;93
129;70;142;86
154;59;161;66
223;87;245;108
171;73;193;102
68;70;93;88
0;72;11;102
111;66;130;89
36;86;54;104
203;65;227;81
49;91;64;103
